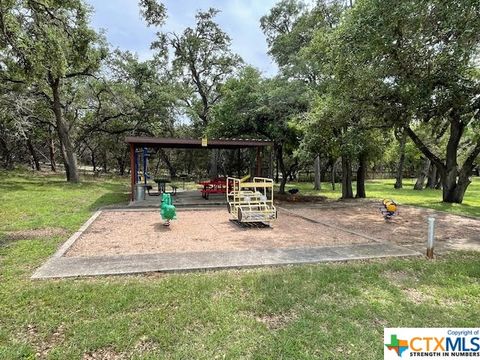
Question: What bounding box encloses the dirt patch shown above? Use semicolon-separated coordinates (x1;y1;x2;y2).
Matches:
82;347;125;360
383;270;418;285
4;228;67;241
22;323;66;360
66;209;375;257
21;324;157;359
81;337;159;359
286;203;480;252
134;336;159;353
256;311;297;330
403;288;433;304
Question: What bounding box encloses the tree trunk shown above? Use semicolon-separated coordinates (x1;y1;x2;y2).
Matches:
394;130;407;189
117;157;126;176
209;149;218;179
236;148;242;177
218;153;227;178
356;152;367;198
279;175;288;194
160;149;176;178
277;146;287;194
91;150;96;173
414;158;430;190
102;150;108;173
341;155;354;199
321;158;330;184
331;158;337;191
441;169;471;203
59;140;70;180
275;156;279;183
435;169;442;189
26;135;41;171
48;126;56;172
277;145;297;194
50;77;79;182
186;151;193;175
0;137;14;169
314;155;321;190
405;118;480;204
426;164;437;189
441;116;468;203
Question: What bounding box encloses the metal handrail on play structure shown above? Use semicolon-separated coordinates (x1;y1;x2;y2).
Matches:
226;175;277;224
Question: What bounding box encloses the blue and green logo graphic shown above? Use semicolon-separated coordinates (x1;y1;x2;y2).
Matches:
385;334;409;357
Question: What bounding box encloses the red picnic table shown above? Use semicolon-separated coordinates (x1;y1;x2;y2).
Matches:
198;178;228;199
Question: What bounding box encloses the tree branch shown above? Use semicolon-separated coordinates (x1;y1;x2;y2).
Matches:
65;69;98;79
405;126;445;170
460;139;480;176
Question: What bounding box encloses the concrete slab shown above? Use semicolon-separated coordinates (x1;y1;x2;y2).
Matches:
32;243;420;279
51;211;102;258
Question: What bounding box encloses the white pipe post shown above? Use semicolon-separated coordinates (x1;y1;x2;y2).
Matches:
427;217;435;259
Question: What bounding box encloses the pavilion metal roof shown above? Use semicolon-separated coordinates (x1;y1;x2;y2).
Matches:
125;136;273;149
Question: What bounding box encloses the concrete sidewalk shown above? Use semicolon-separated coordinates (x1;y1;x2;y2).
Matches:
32;243;420;279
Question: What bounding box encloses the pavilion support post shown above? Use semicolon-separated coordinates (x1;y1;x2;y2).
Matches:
130;143;135;201
255;147;262;177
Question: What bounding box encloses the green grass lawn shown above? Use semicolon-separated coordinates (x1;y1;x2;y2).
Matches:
0;171;129;232
283;177;480;218
0;171;479;359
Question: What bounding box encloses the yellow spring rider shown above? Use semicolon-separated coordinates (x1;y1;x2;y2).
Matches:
226;175;277;225
380;199;398;220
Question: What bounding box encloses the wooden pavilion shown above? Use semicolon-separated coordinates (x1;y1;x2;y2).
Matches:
125;136;274;201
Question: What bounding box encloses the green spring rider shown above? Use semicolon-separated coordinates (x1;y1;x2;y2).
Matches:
160;193;176;226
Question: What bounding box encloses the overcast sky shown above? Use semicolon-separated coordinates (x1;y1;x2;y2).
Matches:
85;0;279;76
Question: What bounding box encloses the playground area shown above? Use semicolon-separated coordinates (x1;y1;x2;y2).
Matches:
65;202;480;259
31;190;480;278
32;198;480;278
65;208;374;257
29;137;480;278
